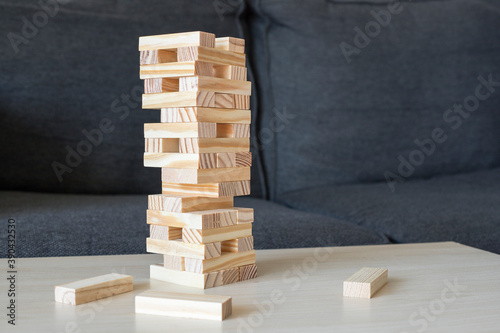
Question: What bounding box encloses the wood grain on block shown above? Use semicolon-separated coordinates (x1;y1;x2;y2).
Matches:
221;267;240;285
138;31;215;51
150;224;182;241
144;122;216;139
144;152;251;169
182;223;252;245
213;65;247;81
150;264;223;289
140;49;177;65
162;180;250;198
217;124;250;138
235;207;254;224
239;264;258;281
145;138;179;153
148;194;233;213
142;91;215;109
221;236;254;253
161;107;251;124
214;93;250;109
343;267;388;299
215;152;251;168
234;94;250;109
177;46;245;67
179;76;251;95
215;37;245;54
146;238;221;259
140;61;213;79
163;254;185;271
184;251;256;274
144;78;179;94
162;167;250;184
135;290;232;321
147;209;238;229
179;138;250;153
54;273;133;306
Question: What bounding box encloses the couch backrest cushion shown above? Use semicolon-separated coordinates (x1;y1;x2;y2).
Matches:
246;0;500;198
0;0;265;195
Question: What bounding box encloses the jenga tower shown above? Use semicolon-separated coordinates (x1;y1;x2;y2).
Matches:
139;31;256;288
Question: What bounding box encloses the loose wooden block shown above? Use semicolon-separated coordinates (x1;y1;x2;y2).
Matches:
138;31;215;51
150;264;223;289
140;61;214;80
179;76;251;95
135;291;232;321
161;180;251;198
161;167;251;184
221;236;254;253
179;138;250;153
235;207;254;224
143;152;251;169
343;267;388;299
148;194;233;213
145;138;179;153
184;251;256;274
163;254;185;271
150;224;182;240
140;49;177;65
146;238;221;259
144;122;216;139
239;264;258;281
161;107;251;124
54;273;133;305
147;208;238;229
177;46;245;67
182;224;252;244
215;37;245;54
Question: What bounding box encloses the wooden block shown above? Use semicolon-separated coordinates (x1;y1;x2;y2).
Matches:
54;273;133;306
143;91;216;109
135;291;232;321
140;61;213;79
146;238;221;259
140;49;177;65
184;251;256;274
161;107;251;124
179;76;251;95
213;65;247;81
221;236;254;253
179;138;250;153
221;267;240;285
145;138;179;153
138;31;215;51
150;224;182;240
235;207;254;224
144;78;179;94
217;124;250;138
163;254;185;271
148;195;233;213
143;152;251;169
144;122;216;138
147;208;238;229
183;224;252;245
215;37;245;54
215;93;250;109
161;167;251;184
177;46;245;67
150;264;223;289
343;267;388;299
215;152;252;168
161;180;250;198
239;264;258;281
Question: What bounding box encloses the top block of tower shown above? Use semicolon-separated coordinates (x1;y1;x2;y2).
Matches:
139;31;216;51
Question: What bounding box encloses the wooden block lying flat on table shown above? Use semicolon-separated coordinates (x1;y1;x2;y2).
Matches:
182;224;252;244
161;180;250;198
184;251;256;274
140;61;213;79
150;225;182;240
162;167;251;184
138;31;215;51
161;107;251;124
150;264;223;289
236;207;254;224
177;46;245;67
143;152;251;169
148;194;233;213
54;273;133;305
343;267;388;299
147;208;238;229
239;264;258;281
215;37;245;54
179;138;250;153
179;76;251;95
144;122;216;138
135;290;232;321
147;238;221;259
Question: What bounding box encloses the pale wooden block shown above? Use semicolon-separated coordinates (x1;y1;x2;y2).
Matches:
145;138;179;153
140;61;213;79
179;76;251;95
235;207;254;224
161;180;250;198
143;152;251;169
216;152;252;168
150;264;223;289
179;138;250;153
213;65;247;81
182;224;252;245
221;267;240;285
239;264;258;281
144;78;179;94
143;91;216;109
163;254;185;271
144;122;216;139
221;236;254;253
214;93;250;109
161;167;251;184
139;49;177;65
234;94;250;109
184;251;256;274
147;208;238;229
343;267;388;299
148;194;233;213
177;46;245;67
138;31;215;51
135;291;232;321
54;273;133;306
215;37;245;53
150;224;182;241
147;238;221;259
160;107;251;124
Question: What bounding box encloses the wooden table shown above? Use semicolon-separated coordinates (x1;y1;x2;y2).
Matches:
2;242;500;332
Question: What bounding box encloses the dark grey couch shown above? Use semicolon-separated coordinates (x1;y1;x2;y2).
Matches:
1;0;499;257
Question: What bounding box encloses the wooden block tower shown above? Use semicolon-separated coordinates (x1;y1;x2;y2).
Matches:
139;31;257;289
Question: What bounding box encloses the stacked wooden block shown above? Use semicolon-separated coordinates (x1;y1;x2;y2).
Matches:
139;31;257;289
